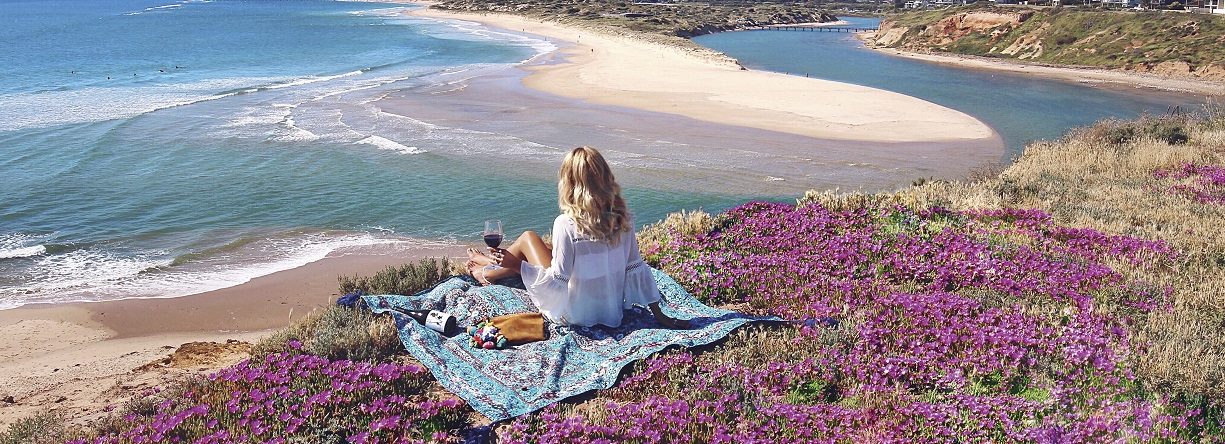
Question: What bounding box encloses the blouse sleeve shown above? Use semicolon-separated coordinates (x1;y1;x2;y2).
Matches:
622;227;662;308
519;216;574;312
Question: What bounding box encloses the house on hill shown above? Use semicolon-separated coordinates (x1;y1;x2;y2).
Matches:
1183;0;1224;12
907;0;977;8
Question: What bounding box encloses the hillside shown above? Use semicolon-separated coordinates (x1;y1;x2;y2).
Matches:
432;0;838;38
866;6;1225;82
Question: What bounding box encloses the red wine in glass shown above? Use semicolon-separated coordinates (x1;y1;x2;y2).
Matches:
483;220;503;249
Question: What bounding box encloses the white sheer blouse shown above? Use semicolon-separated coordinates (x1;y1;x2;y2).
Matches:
519;214;661;328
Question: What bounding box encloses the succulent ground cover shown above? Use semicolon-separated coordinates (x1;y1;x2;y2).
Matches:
502;202;1192;442
67;342;467;444
1155;163;1225;205
5;114;1223;443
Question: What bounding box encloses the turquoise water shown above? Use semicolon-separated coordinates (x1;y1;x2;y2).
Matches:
694;17;1213;155
0;0;746;307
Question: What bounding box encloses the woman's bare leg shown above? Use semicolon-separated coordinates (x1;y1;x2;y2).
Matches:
470;231;552;285
497;230;552;268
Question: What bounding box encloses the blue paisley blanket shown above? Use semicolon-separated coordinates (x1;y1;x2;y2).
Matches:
361;267;776;422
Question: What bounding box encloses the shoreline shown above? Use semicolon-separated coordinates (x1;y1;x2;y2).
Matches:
861;39;1225;98
0;244;466;427
408;7;1001;144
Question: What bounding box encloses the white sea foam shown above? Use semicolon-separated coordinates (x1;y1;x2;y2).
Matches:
276;115;321;142
264;71;364;90
0;233;52;260
357;135;425;154
0;69;387;132
0;245;47;259
0;232;449;309
223;105;288;128
423;18;558;59
124;2;185;15
0;77;288;132
20;248;171;294
348;7;410;16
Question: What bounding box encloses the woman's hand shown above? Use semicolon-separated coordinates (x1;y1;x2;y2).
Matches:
489;247;522;271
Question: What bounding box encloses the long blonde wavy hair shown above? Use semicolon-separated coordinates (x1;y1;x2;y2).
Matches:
558;146;631;244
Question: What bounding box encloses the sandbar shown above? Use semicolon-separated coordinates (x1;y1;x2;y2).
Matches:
408;7;1000;144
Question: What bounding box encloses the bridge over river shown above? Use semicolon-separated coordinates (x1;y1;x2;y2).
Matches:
758;25;878;32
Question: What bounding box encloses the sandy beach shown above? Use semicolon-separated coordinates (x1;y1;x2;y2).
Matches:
0;244;465;427
409;7;999;144
863;43;1225;98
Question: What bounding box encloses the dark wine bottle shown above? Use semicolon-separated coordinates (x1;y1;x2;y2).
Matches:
390;307;458;336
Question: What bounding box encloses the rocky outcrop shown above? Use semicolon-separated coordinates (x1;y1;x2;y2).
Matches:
1133;60;1225;82
998;22;1048;59
922;10;1032;45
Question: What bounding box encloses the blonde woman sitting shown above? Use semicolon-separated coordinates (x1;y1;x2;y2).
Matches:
466;146;688;330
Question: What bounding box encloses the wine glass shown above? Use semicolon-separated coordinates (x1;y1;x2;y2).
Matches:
483;220;503;250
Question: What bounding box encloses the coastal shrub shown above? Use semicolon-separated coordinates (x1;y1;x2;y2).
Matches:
1146;119;1190;145
253;305;402;363
1080;118;1139;145
1075;115;1191;147
247;257;455;360
0;411;74;444
337;257;453;297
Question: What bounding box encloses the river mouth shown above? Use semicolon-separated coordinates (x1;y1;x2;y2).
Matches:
694;17;1216;158
375;35;1006;197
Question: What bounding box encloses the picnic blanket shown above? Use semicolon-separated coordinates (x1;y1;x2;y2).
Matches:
361;267;778;422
